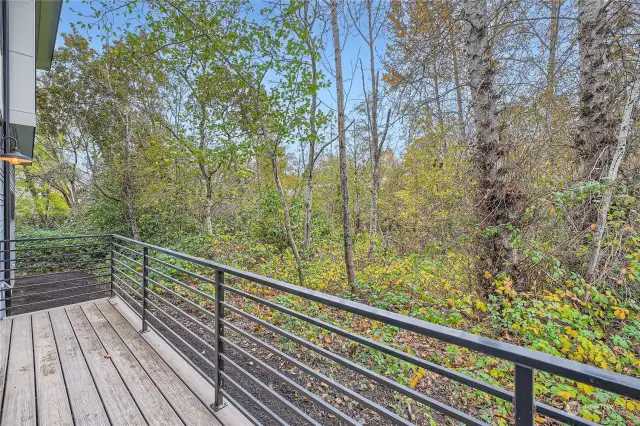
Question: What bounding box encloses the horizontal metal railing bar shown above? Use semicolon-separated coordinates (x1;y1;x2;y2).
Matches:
220;389;263;426
112;273;142;297
536;402;598;426
145;265;217;305
147;254;217;287
112;279;217;371
115;266;428;425
145;275;216;320
0;242;109;253
110;235;640;400
0;281;109;302
221;354;320;426
3;234;110;243
144;295;218;355
224;284;512;401
222;336;360;425
113;267;142;289
113;242;143;257
0;288;109;312
222;319;412;426
223;302;486;426
221;372;289;426
113;258;143;277
113;275;142;302
11;266;110;282
14;250;108;263
10;274;111;290
8;258;106;272
112;285;234;420
112;290;220;389
143;300;218;371
113;250;144;267
145;278;217;332
112;277;347;425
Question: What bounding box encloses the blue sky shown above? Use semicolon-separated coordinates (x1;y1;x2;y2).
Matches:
56;0;393;148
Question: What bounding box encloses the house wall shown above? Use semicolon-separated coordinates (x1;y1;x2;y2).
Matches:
0;0;24;320
0;1;6;319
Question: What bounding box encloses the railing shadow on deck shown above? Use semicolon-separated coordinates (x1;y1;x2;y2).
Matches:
2;234;639;426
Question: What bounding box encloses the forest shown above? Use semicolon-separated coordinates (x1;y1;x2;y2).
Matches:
19;0;640;424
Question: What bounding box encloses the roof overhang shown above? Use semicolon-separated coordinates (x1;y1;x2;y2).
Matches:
35;0;62;70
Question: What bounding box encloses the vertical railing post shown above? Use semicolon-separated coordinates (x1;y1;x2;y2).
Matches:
140;246;149;333
109;239;115;298
213;268;226;410
514;364;535;425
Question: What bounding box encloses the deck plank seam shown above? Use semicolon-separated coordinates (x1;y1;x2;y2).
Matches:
101;299;227;422
72;304;150;426
62;306;115;426
46;311;78;426
105;297;254;426
93;301;194;426
97;300;221;424
30;315;39;426
82;302;184;425
0;319;13;425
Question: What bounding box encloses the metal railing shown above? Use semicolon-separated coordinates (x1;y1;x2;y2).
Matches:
4;234;640;426
0;235;111;316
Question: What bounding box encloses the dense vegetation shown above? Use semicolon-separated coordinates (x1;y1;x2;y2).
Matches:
20;0;640;424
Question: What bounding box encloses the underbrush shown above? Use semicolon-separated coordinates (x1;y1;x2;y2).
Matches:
15;224;640;424
163;232;640;425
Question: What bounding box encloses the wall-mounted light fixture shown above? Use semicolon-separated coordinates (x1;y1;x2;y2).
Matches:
0;136;33;165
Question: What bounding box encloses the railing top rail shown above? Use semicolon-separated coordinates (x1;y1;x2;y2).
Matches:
3;234;111;243
108;234;640;399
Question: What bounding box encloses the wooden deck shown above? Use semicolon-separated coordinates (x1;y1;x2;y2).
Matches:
0;298;249;426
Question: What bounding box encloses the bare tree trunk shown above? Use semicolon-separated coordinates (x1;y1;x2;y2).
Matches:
433;47;444;131
353;125;363;234
464;0;516;293
575;0;615;180
203;176;214;236
123;119;140;240
587;77;640;280
450;30;465;139
433;45;447;168
197;100;214;236
331;0;357;290
366;1;381;261
271;151;305;286
546;0;562;96
304;50;318;252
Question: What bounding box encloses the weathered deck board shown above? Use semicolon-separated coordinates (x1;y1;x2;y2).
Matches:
107;299;252;426
65;305;146;426
1;298;247;426
1;315;36;426
82;302;184;426
32;312;74;426
49;308;110;426
96;299;222;426
0;318;11;418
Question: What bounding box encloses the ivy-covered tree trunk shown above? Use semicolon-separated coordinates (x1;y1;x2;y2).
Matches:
575;0;615;180
464;0;517;293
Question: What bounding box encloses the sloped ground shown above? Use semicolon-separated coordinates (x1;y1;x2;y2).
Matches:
9;269;110;316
